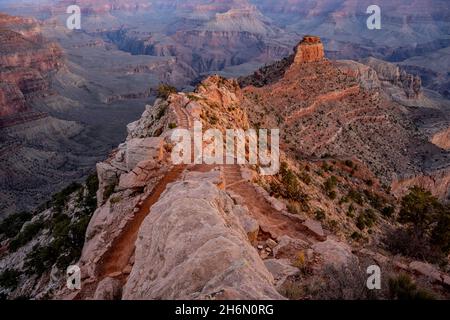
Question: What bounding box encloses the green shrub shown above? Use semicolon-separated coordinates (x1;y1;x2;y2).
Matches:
279;162;306;201
9;219;45;252
110;196;122;204
83;173;99;214
103;182;117;202
431;205;450;255
168;123;177;129
348;189;364;205
364;190;385;212
156;106;167;120
0;269;21;290
156;84;176;100
25;213;92;275
347;204;356;218
381;206;395;218
298;171;311;185
0;212;32;239
344;160;354;168
323;176;338;199
356;209;377;230
315;209;326;221
52;182;82;213
388;274;435;300
399;186;441;238
24;244;58;276
351;231;362;241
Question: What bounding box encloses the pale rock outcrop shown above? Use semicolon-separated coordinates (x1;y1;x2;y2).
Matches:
273;235;309;259
362;57;422;99
264;259;299;288
409;261;450;286
122;173;284;300
303;219;326;240
118;159;161;190
335;60;381;90
312;239;358;268
124;137;165;171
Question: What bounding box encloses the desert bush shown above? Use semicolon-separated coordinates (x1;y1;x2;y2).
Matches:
344;160;354;168
431;205;450;255
348;189;364;205
310;261;375;300
103;181;117;203
279;280;304;300
388;274;435;300
275;162;307;202
52;182;82;213
0;269;21;290
82;173;99;214
391;187;450;260
0;211;32;239
156;84;176;100
315;209;326;221
356;209;377;230
298;171;311;185
9;219;45;252
364;190;385;212
381;205;395;218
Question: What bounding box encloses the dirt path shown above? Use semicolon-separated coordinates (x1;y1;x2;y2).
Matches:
96;102;194;279
223;165;314;244
97;165;186;278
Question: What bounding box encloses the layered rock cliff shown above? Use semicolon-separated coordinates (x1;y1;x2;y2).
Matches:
0;13;63;119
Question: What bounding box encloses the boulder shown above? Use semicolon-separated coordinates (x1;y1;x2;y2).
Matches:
264;259;299;288
302;219;325;240
125;137;164;171
409;261;449;285
312;239;357;268
273;235;308;259
94;277;122;300
118;160;160;190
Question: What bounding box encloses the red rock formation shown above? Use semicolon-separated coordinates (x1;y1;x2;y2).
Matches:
0;83;27;117
293;36;325;64
0;14;63;121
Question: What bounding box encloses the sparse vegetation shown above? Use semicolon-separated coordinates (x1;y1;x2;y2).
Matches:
52;182;83;214
356;209;377;230
348;189;364;205
271;162;308;204
24;174;99;276
315;209;326;221
9;219;45;252
0;269;21;290
156;83;177;100
388;274;436;300
323;176;338;199
103;181;117;203
386;186;450;262
0;211;32;239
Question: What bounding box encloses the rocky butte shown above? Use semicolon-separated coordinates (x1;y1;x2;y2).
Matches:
293;35;325;64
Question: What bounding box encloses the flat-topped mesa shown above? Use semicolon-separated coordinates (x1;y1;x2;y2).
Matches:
293;35;325;64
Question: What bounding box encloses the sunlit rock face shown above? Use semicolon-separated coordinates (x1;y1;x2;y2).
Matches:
293;36;325;64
